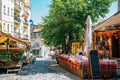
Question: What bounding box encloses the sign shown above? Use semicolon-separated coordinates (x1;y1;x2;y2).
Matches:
90;50;100;78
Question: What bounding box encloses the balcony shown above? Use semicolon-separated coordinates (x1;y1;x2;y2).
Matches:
23;19;28;27
22;10;29;18
14;16;20;22
16;32;21;38
11;32;20;38
14;2;21;12
24;2;31;9
14;15;20;25
24;10;29;16
12;32;28;39
23;34;29;39
23;22;28;26
19;33;29;40
20;0;24;2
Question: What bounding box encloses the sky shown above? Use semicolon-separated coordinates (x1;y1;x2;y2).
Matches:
31;0;118;25
31;0;52;24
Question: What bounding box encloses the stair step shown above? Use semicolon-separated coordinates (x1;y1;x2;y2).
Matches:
7;69;21;72
7;68;21;74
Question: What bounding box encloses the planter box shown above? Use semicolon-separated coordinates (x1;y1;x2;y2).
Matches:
58;58;89;79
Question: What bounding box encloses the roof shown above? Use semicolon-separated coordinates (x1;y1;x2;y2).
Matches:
0;32;30;47
94;11;120;31
33;29;41;33
0;35;7;44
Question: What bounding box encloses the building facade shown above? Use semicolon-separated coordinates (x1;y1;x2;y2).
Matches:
30;24;50;58
0;0;31;40
118;0;120;11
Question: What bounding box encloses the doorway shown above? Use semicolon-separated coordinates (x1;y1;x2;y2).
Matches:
112;34;120;58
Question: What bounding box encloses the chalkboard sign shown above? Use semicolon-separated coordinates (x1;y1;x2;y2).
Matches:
90;50;100;78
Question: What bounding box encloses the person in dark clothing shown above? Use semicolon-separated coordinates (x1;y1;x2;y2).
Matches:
55;49;60;64
79;52;83;55
78;48;83;55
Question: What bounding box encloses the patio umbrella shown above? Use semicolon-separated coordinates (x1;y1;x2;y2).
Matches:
84;15;93;56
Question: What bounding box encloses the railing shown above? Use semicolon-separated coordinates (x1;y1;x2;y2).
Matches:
23;22;28;26
11;32;29;39
14;2;21;10
22;34;28;39
24;10;29;16
0;32;29;40
14;16;20;22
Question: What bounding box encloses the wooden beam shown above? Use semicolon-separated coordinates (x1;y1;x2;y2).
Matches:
0;32;30;47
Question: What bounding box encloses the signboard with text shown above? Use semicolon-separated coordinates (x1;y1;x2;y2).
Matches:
89;50;100;78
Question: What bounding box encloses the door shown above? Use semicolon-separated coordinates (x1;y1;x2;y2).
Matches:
112;34;120;58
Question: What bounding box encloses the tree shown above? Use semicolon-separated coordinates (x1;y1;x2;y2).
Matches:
40;0;116;54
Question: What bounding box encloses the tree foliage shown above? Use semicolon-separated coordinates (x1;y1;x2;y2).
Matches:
40;0;116;54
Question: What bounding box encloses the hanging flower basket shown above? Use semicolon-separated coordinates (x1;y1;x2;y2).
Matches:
97;45;102;50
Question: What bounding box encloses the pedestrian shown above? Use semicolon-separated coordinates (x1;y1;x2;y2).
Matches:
78;48;83;55
50;49;55;59
29;50;36;64
55;49;60;64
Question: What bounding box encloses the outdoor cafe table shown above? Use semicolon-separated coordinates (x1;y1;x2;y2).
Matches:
58;55;117;79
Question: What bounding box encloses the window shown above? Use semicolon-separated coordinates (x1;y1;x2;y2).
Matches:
11;25;13;33
11;9;13;17
36;33;40;38
3;23;6;31
14;27;17;33
7;24;9;32
3;6;6;15
8;7;9;16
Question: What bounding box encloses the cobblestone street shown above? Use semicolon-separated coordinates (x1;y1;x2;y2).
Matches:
0;58;80;80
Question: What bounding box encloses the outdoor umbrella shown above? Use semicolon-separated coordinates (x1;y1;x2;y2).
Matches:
84;15;93;56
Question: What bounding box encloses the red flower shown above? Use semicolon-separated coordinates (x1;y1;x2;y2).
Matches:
97;45;102;50
104;45;109;50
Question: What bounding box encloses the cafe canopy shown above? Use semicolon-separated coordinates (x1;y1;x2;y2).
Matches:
93;11;120;58
94;11;120;31
0;32;30;51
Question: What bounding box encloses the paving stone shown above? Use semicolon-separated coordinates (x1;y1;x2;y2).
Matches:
0;58;80;80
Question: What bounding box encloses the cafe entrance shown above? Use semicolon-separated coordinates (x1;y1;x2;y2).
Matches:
112;34;120;58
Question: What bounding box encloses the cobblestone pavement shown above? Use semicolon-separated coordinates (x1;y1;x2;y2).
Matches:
0;58;80;80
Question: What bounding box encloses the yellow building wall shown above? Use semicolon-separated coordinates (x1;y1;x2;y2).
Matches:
72;42;82;55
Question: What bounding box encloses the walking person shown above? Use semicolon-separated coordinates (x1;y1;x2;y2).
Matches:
55;49;60;64
78;47;83;55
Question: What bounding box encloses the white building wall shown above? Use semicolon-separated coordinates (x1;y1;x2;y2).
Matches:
19;1;31;40
1;0;14;33
0;0;31;40
0;0;1;31
27;6;31;40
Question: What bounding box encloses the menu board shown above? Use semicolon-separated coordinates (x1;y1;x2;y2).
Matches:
90;50;100;78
